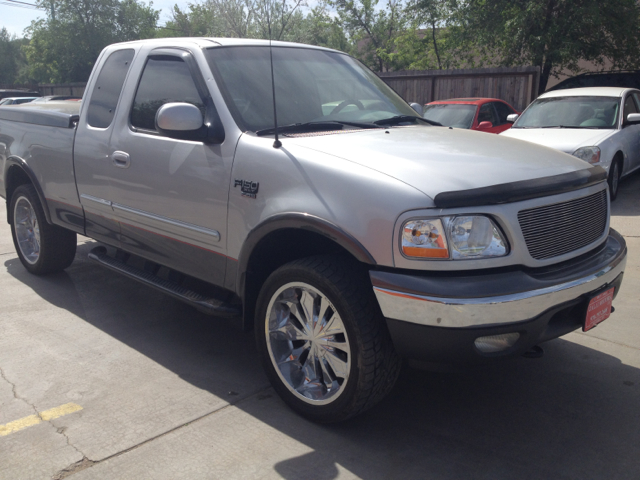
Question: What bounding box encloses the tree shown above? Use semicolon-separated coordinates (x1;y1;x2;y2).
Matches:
0;28;28;84
162;0;309;41
330;0;407;72
21;0;159;83
448;0;640;93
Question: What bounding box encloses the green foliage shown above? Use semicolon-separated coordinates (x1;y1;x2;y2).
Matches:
21;0;159;83
448;0;640;92
0;28;29;84
330;0;408;71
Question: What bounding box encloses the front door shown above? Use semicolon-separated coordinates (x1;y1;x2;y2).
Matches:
619;93;640;175
106;49;235;286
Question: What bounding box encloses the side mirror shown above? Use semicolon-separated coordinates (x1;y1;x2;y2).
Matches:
156;102;203;131
410;102;423;116
506;114;519;123
477;121;493;130
626;113;640;125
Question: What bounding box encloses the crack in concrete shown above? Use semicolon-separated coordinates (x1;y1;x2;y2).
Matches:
50;384;272;479
52;457;97;480
0;364;88;461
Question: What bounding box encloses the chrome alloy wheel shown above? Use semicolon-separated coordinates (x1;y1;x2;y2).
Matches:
14;196;41;265
265;282;351;405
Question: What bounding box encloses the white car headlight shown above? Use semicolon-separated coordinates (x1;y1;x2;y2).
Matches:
572;146;601;164
401;216;508;260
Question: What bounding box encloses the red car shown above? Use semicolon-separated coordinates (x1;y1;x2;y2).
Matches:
422;98;519;134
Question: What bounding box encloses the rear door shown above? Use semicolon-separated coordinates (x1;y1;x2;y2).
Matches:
106;48;234;286
75;48;136;246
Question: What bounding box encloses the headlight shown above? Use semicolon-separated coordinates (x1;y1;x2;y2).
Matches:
401;219;449;258
572;146;601;164
448;216;508;259
401;216;508;260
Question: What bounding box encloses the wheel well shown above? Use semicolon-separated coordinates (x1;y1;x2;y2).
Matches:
242;228;365;330
5;166;32;224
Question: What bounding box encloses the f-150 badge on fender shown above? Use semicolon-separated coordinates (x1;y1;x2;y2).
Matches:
234;179;259;198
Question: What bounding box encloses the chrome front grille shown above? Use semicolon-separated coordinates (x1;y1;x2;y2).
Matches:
518;190;608;260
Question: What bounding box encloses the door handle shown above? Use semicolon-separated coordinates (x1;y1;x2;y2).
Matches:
111;151;131;169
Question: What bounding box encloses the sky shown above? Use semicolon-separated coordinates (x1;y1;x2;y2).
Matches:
1;0;179;37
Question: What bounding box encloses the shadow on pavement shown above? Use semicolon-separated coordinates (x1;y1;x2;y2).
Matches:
4;215;640;478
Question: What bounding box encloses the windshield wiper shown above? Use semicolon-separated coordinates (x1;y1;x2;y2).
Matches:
374;115;441;126
256;120;380;136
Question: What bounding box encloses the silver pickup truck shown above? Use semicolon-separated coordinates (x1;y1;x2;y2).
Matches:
0;38;627;422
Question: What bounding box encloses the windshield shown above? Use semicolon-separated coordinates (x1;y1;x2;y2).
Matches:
422;104;476;128
515;96;620;129
205;46;420;132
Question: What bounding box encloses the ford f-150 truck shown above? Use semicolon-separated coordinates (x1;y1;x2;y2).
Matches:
0;38;627;422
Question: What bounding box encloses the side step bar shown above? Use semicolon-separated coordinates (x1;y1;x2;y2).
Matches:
88;247;241;318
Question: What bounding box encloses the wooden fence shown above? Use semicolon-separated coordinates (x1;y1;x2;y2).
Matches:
378;66;540;112
3;66;540;110
0;83;86;97
38;83;87;96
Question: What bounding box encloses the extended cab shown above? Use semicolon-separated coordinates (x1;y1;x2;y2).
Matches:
0;39;627;422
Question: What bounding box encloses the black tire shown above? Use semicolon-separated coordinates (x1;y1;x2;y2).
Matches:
255;255;400;423
10;184;77;275
608;157;622;201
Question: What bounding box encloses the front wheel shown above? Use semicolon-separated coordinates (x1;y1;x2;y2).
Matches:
10;184;77;274
255;255;400;423
608;158;621;201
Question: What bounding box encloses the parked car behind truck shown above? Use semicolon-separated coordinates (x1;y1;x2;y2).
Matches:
501;87;640;200
0;38;627;422
422;97;519;133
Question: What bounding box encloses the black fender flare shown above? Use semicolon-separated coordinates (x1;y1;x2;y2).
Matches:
235;212;376;297
4;156;52;225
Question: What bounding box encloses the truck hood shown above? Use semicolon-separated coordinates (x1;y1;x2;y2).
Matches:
287;126;592;200
500;127;615;154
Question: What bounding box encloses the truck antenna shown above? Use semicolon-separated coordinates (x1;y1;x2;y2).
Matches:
268;25;281;148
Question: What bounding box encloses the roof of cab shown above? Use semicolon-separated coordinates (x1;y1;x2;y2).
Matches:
539;87;636;98
107;37;339;53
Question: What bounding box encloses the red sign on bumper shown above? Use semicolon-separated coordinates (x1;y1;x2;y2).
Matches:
583;288;614;332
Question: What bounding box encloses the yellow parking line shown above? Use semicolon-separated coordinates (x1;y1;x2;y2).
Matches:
0;403;83;437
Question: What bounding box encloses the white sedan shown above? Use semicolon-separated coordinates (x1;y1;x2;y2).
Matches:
501;87;640;200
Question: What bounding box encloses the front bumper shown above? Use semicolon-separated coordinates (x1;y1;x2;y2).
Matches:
371;229;627;365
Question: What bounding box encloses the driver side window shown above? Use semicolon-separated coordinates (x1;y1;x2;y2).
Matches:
478;103;498;125
131;56;205;132
623;94;638;123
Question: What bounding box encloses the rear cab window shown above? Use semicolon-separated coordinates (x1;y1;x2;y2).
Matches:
87;49;135;128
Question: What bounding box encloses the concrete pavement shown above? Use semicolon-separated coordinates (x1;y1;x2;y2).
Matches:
1;173;639;479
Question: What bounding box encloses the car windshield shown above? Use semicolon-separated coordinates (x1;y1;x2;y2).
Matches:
422;104;476;128
205;46;421;133
515;96;620;129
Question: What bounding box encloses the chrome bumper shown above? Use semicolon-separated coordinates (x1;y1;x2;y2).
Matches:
372;230;627;329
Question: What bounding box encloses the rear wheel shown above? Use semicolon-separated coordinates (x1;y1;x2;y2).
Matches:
255;255;400;423
608;158;621;201
10;184;77;274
